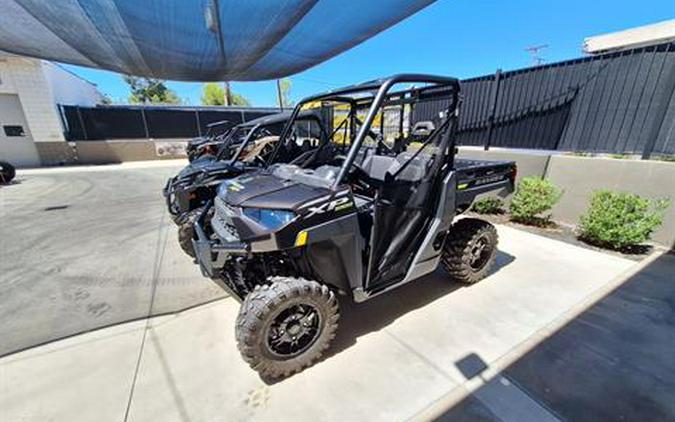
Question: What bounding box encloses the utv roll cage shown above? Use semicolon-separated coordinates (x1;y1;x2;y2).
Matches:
215;110;329;165
205;119;234;134
267;74;461;189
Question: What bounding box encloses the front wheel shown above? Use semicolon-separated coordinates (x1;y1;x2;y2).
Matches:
441;218;498;284
177;207;204;257
236;277;339;378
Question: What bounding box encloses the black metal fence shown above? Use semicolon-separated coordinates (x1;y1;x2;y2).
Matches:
61;43;675;158
414;42;675;157
59;105;282;141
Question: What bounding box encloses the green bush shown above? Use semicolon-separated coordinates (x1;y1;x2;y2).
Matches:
652;154;675;163
509;177;562;225
609;153;631;160
471;197;504;214
578;190;669;250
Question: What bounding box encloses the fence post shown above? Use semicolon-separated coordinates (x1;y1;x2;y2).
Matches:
195;110;202;137
484;69;502;150
140;108;150;139
641;65;675;159
76;106;89;141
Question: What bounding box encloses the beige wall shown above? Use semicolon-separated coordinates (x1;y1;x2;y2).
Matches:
74;140;187;164
545;156;675;248
34;142;78;166
457;147;675;248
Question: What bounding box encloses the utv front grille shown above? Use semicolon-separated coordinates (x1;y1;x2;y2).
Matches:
212;198;240;242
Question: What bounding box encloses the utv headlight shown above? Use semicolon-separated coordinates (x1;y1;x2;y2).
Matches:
243;208;296;230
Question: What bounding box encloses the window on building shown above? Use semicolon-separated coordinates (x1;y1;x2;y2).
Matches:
3;125;26;137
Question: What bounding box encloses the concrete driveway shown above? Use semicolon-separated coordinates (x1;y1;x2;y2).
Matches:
1;162;672;422
0;161;224;356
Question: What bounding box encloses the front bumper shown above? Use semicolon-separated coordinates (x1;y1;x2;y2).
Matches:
192;203;249;278
163;177;181;219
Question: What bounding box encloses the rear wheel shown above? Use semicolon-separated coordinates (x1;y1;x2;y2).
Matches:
236;277;339;378
0;161;16;184
177;207;203;257
441;218;498;284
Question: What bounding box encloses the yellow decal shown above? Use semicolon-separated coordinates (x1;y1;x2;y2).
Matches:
295;231;308;247
228;181;245;191
457;183;468;190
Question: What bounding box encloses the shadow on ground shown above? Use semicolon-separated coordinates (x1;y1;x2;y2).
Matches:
433;252;675;422
263;250;515;384
329;250;515;359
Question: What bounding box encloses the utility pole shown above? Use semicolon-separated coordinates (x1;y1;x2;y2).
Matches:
525;44;549;66
223;81;233;106
276;79;284;110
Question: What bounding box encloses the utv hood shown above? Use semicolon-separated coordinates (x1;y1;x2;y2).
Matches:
218;173;331;210
176;158;240;181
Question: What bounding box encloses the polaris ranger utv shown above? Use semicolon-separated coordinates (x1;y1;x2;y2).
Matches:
185;120;235;162
193;75;516;378
164;111;331;256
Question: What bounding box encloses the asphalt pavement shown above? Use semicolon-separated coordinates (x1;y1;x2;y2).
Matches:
0;161;224;356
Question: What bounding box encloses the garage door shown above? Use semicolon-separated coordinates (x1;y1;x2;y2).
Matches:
0;93;40;167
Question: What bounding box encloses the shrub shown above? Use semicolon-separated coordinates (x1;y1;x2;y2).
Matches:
609;153;631;160
652;154;675;163
471;197;504;214
578;190;669;250
509;177;562;225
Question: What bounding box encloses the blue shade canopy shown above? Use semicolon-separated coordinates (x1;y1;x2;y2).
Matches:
0;0;437;81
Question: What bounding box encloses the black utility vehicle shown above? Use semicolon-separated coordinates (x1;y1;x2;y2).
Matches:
193;75;517;378
0;160;16;184
164;111;330;256
185;120;235;162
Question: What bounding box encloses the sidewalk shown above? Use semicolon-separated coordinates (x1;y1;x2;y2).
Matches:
16;159;188;175
4;224;666;422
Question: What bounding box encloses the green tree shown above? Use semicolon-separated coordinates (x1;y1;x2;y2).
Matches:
279;78;293;107
123;75;181;104
201;82;251;106
99;93;113;105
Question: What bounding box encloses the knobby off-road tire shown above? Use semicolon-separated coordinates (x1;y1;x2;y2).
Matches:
0;161;16;184
177;207;203;258
441;218;498;284
236;277;339;379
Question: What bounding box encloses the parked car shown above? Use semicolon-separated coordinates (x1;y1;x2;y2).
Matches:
191;74;517;378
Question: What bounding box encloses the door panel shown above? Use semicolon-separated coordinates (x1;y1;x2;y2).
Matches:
365;177;435;291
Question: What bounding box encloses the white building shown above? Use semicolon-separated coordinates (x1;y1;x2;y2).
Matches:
584;19;675;54
0;54;102;167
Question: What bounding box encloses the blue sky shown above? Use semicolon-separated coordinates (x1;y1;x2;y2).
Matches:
65;0;674;107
